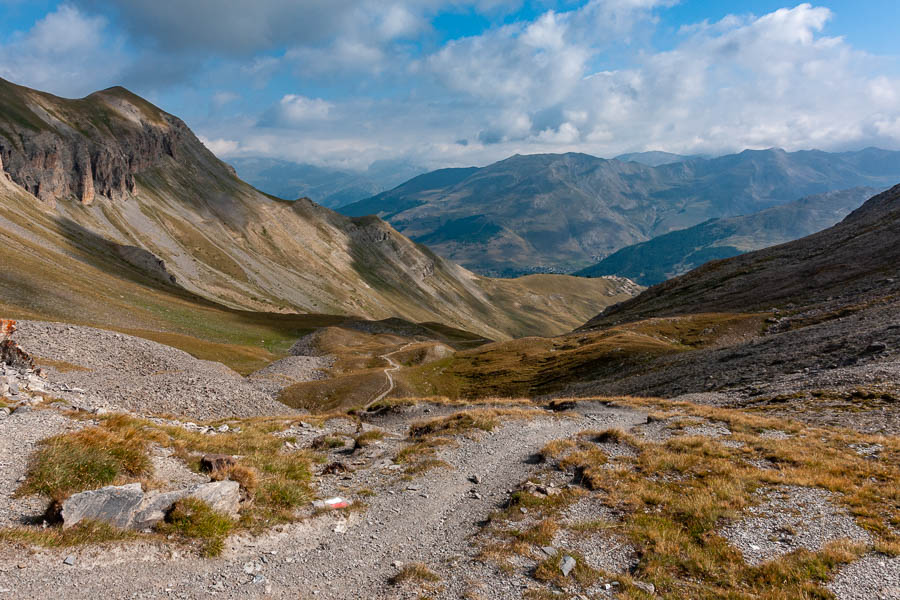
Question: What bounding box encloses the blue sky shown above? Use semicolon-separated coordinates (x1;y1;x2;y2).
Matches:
2;1;899;171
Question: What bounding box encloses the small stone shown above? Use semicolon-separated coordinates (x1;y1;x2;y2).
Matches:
251;575;266;585
865;342;887;353
541;546;557;557
63;555;76;566
633;581;655;595
520;507;528;514
560;555;576;577
392;561;404;569
469;474;481;484
217;424;229;433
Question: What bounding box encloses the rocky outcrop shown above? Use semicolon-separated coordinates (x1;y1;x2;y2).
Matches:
115;245;177;285
0;320;34;371
0;80;188;205
61;480;241;530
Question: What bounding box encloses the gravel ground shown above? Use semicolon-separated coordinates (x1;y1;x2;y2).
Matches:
0;403;647;599
829;554;900;600
13;321;296;419
247;355;333;396
720;485;871;566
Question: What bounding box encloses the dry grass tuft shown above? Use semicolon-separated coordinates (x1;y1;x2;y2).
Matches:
211;464;259;496
0;520;139;547
501;395;900;599
353;429;385;450
409;408;542;439
389;562;442;585
17;426;152;502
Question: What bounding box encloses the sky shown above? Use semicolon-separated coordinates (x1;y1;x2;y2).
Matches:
2;1;900;172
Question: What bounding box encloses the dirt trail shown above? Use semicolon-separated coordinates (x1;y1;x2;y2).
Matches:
364;344;412;411
0;403;646;599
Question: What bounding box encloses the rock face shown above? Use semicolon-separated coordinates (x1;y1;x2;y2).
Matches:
0;320;35;371
61;480;241;530
0;79;185;205
61;483;145;530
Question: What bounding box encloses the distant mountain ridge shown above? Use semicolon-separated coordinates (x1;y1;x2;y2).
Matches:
339;148;900;276
613;151;700;166
228;157;424;208
575;187;879;285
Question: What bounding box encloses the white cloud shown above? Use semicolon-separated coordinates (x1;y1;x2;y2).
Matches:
199;136;240;156
0;5;127;96
266;95;333;126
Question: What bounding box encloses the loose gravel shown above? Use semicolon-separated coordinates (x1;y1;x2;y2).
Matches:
720;485;871;566
13;321;297;419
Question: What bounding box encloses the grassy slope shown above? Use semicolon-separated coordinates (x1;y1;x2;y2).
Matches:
391;313;764;400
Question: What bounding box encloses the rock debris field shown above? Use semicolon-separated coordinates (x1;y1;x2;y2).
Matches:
0;321;898;599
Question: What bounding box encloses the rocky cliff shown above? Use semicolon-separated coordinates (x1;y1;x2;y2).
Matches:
0;79;187;205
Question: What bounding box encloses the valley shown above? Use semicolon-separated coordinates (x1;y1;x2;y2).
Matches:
1;74;899;600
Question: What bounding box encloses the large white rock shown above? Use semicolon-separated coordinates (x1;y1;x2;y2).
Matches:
61;483;145;529
61;480;242;530
189;480;241;517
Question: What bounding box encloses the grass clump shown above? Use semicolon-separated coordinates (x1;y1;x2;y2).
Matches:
157;498;234;557
389;562;442;585
409;408;541;439
353;429;385;450
395;437;456;464
17;426;151;501
311;435;347;450
210;464;259;496
0;519;138;548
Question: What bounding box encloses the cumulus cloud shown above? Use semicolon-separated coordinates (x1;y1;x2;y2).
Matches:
263;95;334;126
415;3;900;159
5;2;900;171
199;136;241;156
0;4;127;96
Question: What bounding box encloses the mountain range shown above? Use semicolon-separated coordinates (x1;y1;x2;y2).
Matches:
339;149;900;276
228;157;423;208
0;77;635;343
574;186;879;285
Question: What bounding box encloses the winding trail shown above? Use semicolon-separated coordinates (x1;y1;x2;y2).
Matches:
364;344;412;411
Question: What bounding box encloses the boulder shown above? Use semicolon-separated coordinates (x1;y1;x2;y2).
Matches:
62;481;242;530
61;483;145;529
189;481;241;517
131;490;190;531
